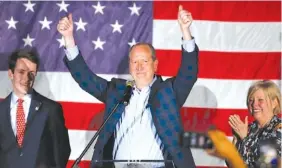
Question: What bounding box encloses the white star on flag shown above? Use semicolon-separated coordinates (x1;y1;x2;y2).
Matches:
92;1;105;15
110;20;123;33
128;38;137;47
74;18;88;31
92;37;106;50
23;0;36;12
23;34;35;47
128;3;141;16
5;17;18;29
56;0;69;12
57;36;65;48
39;17;52;30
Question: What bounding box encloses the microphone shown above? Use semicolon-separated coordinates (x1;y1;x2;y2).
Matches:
123;81;134;106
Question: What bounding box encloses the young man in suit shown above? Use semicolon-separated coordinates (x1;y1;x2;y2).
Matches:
0;49;71;168
58;5;198;168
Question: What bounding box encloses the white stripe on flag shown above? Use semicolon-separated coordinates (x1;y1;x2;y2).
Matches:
0;71;279;109
153;20;281;52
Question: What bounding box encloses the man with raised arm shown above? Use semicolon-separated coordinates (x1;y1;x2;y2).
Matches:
57;5;199;168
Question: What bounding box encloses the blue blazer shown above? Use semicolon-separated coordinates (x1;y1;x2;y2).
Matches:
0;90;71;168
64;45;199;168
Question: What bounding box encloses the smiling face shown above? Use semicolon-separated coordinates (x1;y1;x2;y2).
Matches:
247;89;275;122
129;44;158;89
8;58;37;98
246;81;281;126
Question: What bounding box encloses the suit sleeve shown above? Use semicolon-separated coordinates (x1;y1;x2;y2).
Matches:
49;103;71;168
64;52;110;103
172;41;199;107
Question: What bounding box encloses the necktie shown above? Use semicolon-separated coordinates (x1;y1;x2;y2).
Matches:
16;99;25;147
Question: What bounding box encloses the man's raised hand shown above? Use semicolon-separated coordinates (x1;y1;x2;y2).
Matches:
177;5;193;40
57;13;75;48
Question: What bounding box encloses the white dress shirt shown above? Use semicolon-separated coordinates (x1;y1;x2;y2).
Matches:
113;77;167;168
10;92;32;136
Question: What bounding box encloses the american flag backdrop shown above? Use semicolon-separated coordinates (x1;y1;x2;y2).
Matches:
0;1;281;167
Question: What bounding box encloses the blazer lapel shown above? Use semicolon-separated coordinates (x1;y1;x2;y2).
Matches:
147;76;182;159
2;94;18;148
26;90;42;129
148;75;163;105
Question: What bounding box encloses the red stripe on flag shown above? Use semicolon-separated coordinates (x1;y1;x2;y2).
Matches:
156;50;281;80
67;160;227;168
62;101;105;131
153;1;281;22
67;161;90;168
180;107;255;136
60;101;255;136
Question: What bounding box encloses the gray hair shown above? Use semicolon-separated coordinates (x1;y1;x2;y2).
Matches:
129;42;157;61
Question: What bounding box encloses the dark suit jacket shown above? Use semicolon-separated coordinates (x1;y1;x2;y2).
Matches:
0;90;71;168
64;45;199;168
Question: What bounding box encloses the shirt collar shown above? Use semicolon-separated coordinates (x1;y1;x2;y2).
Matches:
133;75;157;93
150;75;157;87
11;91;32;106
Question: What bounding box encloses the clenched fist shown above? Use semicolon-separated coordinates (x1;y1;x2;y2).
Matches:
57;13;75;48
178;5;193;40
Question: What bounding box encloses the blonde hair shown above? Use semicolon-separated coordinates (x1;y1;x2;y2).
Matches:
246;80;281;115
